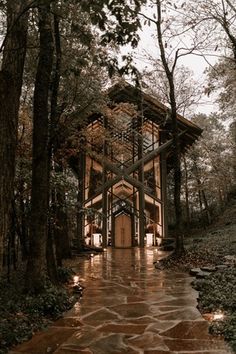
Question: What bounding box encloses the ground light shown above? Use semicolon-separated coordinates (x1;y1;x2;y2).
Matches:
212;310;225;321
203;310;225;322
73;275;79;285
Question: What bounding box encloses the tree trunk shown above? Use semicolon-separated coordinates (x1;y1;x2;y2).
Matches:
198;189;203;218
25;3;54;293
46;12;62;283
18;181;29;261
192;158;212;226
54;186;71;265
0;0;28;272
156;0;184;255
47;220;59;285
231;121;236;187
201;189;212;225
7;203;17;281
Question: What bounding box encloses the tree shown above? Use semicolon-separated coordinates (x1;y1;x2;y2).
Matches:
184;113;235;227
139;0;201;254
143;64;202;116
15;107;32;261
153;0;184;253
0;0;29;272
23;0;147;290
80;0;146;48
186;0;236;61
186;0;236;193
25;1;54;292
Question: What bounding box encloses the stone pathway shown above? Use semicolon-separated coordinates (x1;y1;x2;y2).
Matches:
9;248;233;354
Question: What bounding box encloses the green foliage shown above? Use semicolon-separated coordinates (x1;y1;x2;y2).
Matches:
57;266;75;283
193;268;236;351
194;268;236;312
0;316;33;354
162;201;236;352
209;313;236;352
23;284;74;318
0;279;75;354
80;0;146;47
183;113;235;228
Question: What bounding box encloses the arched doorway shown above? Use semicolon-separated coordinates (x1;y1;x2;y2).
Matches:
114;213;132;248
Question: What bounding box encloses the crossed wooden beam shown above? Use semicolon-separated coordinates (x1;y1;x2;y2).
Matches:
84;130;186;205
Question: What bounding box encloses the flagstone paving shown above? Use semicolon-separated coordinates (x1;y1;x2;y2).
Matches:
9;248;233;354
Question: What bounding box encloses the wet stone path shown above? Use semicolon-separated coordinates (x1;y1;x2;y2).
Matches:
10;248;233;354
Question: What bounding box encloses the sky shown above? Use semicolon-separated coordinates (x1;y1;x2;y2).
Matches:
137;33;217;116
120;4;220;117
0;3;219;117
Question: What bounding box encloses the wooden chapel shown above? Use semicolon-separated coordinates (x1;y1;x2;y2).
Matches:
76;82;202;248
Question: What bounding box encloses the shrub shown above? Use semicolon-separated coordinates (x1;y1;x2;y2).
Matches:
193;268;236;351
0;281;75;354
57;266;75;283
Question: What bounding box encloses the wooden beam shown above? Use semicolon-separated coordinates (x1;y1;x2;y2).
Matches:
84;131;186;205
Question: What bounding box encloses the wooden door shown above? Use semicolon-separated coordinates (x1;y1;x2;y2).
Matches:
115;214;132;248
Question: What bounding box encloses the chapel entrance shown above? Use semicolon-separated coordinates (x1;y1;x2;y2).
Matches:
114;213;132;248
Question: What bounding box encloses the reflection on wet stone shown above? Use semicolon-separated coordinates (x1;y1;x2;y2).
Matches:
125;332;167;350
10;248;233;354
82;308;120;324
109;303;152;318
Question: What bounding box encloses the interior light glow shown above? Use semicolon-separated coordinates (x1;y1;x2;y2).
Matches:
73;275;79;284
146;233;153;247
93;233;101;247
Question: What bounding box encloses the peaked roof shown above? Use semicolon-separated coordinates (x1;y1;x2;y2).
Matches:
106;82;202;154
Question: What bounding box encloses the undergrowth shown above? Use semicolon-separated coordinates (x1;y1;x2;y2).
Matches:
193;268;236;352
161;200;236;353
0;268;76;354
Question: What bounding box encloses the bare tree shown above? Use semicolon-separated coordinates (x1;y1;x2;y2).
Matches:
186;0;236;61
139;0;204;254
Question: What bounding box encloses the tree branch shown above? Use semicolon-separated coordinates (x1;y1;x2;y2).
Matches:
225;0;236;14
0;0;38;54
0;0;57;54
138;11;157;26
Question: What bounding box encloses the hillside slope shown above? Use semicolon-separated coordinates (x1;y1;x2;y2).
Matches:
162;197;236;353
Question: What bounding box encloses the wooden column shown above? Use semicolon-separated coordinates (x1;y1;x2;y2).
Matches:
102;185;108;248
138;186;145;247
77;152;85;250
102;116;108;248
161;151;168;238
132;122;136;247
137;114;145;247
